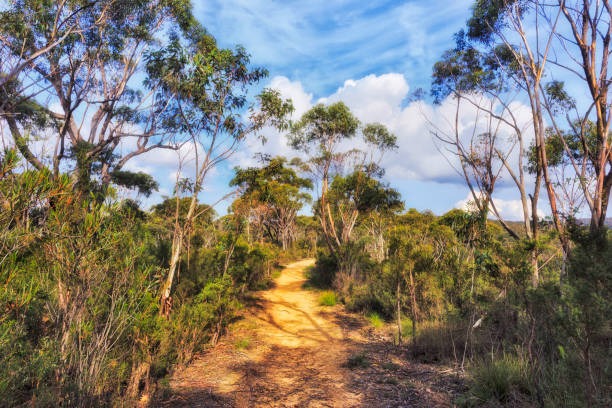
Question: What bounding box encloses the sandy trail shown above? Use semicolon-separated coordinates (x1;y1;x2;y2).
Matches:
158;259;461;408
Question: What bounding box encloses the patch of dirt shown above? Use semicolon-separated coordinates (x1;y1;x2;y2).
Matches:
154;259;464;407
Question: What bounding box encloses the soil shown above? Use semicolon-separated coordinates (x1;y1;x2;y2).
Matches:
155;259;465;408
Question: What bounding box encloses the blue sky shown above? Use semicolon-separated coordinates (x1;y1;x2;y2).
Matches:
195;0;473;96
125;0;553;219
180;0;483;216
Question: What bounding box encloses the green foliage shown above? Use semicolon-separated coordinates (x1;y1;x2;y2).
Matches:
0;169;158;405
289;102;360;151
230;155;312;249
0;0;220;186
318;291;337;306
306;251;338;288
0;149;286;406
464;355;532;406
111;170;159;197
466;1;527;45
366;312;384;329
324;172;403;214
234;337;252;350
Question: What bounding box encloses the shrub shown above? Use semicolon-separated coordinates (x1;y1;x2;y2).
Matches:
464;355;531;406
307;251;337;288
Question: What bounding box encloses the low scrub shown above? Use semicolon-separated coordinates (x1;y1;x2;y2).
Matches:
318;291;337;306
462;355;532;406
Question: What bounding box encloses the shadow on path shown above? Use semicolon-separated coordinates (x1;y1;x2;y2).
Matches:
153;260;464;407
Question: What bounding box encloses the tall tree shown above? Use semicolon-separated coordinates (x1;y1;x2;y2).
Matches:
431;33;544;285
230;156;312;250
0;0;215;194
551;1;612;232
456;0;612;237
146;35;293;313
288;103;398;249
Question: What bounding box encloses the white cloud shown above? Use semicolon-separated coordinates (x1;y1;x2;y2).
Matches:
319;73;409;122
230;72;547;222
270;76;314;118
454;192;546;221
244;73;493;184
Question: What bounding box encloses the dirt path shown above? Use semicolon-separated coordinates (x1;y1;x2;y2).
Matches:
157;259;463;407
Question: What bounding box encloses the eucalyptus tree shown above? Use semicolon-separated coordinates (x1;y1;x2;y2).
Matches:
146;36;293;313
288;102;400;283
0;0;215;195
0;0;109;90
431;34;546;285
230;155;312;250
386;212;457;347
321;171;402;286
547;1;612;232
430;0;611;283
447;0;612;239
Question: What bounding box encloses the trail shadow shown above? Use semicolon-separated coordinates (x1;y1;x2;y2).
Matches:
253;309;326;344
327;311;366;332
262;298;337;342
156;343;357;408
155;256;464;407
156;310;465;407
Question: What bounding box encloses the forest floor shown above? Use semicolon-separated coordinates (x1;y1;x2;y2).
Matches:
155;259;465;407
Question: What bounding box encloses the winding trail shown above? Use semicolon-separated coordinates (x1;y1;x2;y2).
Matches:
158;259;462;407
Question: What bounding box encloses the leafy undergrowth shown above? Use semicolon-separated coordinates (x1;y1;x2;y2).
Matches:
365;311;384;328
318;290;337;306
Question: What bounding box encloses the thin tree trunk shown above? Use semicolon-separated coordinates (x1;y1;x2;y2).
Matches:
531;250;539;288
409;269;417;352
160;194;198;315
397;277;402;345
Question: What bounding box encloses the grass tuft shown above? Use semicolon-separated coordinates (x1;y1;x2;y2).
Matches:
234;337;252;350
381;361;400;371
365;312;383;328
466;355;531;405
318;290;337;306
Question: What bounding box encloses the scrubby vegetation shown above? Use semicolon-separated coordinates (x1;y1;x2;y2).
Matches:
318;291;337;306
1;0;611;407
0;150;315;405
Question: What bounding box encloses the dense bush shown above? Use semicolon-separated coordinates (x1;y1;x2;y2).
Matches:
0;152;303;406
313;205;611;407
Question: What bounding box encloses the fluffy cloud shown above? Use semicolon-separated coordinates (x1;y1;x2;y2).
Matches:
238;73;485;184
454;192;547;221
242;73;540;193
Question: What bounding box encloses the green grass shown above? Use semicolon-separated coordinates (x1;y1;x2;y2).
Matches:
344;352;370;369
393;317;415;343
318;290;337;306
234;337;252;350
401;317;414;337
365;312;383;328
270;267;282;279
466;355;531;405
